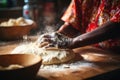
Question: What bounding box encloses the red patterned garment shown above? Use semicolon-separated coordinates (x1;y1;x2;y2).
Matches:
61;0;120;49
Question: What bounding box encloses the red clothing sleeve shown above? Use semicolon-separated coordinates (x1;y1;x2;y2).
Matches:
61;0;82;32
61;0;100;33
61;0;120;32
61;0;120;49
111;7;120;22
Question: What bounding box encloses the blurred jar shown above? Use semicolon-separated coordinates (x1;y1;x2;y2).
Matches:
23;0;39;21
37;0;58;34
42;0;57;25
23;0;41;34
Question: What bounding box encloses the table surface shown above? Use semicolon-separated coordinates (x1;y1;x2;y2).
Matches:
0;36;120;80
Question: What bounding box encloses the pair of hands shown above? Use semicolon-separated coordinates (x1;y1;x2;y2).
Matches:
36;32;73;49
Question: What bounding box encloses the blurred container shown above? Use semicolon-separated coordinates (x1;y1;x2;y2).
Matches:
23;0;41;34
0;18;36;41
37;0;58;34
42;0;57;25
23;0;39;21
0;54;42;80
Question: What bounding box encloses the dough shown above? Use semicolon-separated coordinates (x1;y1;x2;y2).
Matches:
0;64;23;70
11;43;75;65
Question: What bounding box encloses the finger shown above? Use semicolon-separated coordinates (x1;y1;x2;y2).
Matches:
44;43;56;48
41;38;53;43
43;34;52;38
37;34;51;42
39;42;49;48
37;38;51;44
50;32;57;37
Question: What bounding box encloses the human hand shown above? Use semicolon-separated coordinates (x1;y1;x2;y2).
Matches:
35;32;73;49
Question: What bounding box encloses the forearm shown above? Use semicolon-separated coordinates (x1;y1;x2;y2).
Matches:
57;22;80;38
69;21;120;49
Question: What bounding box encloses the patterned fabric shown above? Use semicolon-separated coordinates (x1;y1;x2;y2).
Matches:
61;0;120;49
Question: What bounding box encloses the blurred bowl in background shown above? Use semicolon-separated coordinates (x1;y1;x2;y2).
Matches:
0;18;36;41
0;54;42;80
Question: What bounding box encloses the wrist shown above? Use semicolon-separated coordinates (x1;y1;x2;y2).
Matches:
67;38;75;49
69;37;83;49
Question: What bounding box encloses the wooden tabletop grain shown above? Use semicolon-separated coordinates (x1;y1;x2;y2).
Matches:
0;37;120;80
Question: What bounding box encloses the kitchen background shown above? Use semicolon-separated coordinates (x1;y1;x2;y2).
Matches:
0;0;71;34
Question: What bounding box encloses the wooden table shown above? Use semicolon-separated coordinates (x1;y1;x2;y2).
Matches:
0;39;120;80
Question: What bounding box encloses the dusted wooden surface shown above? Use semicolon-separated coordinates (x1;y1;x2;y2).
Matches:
0;40;120;80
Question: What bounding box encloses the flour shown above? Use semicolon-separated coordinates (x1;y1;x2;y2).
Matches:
41;60;96;71
12;43;97;71
11;42;75;65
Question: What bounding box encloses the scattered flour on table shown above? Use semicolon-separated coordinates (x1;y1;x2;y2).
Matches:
41;60;97;71
11;43;98;71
